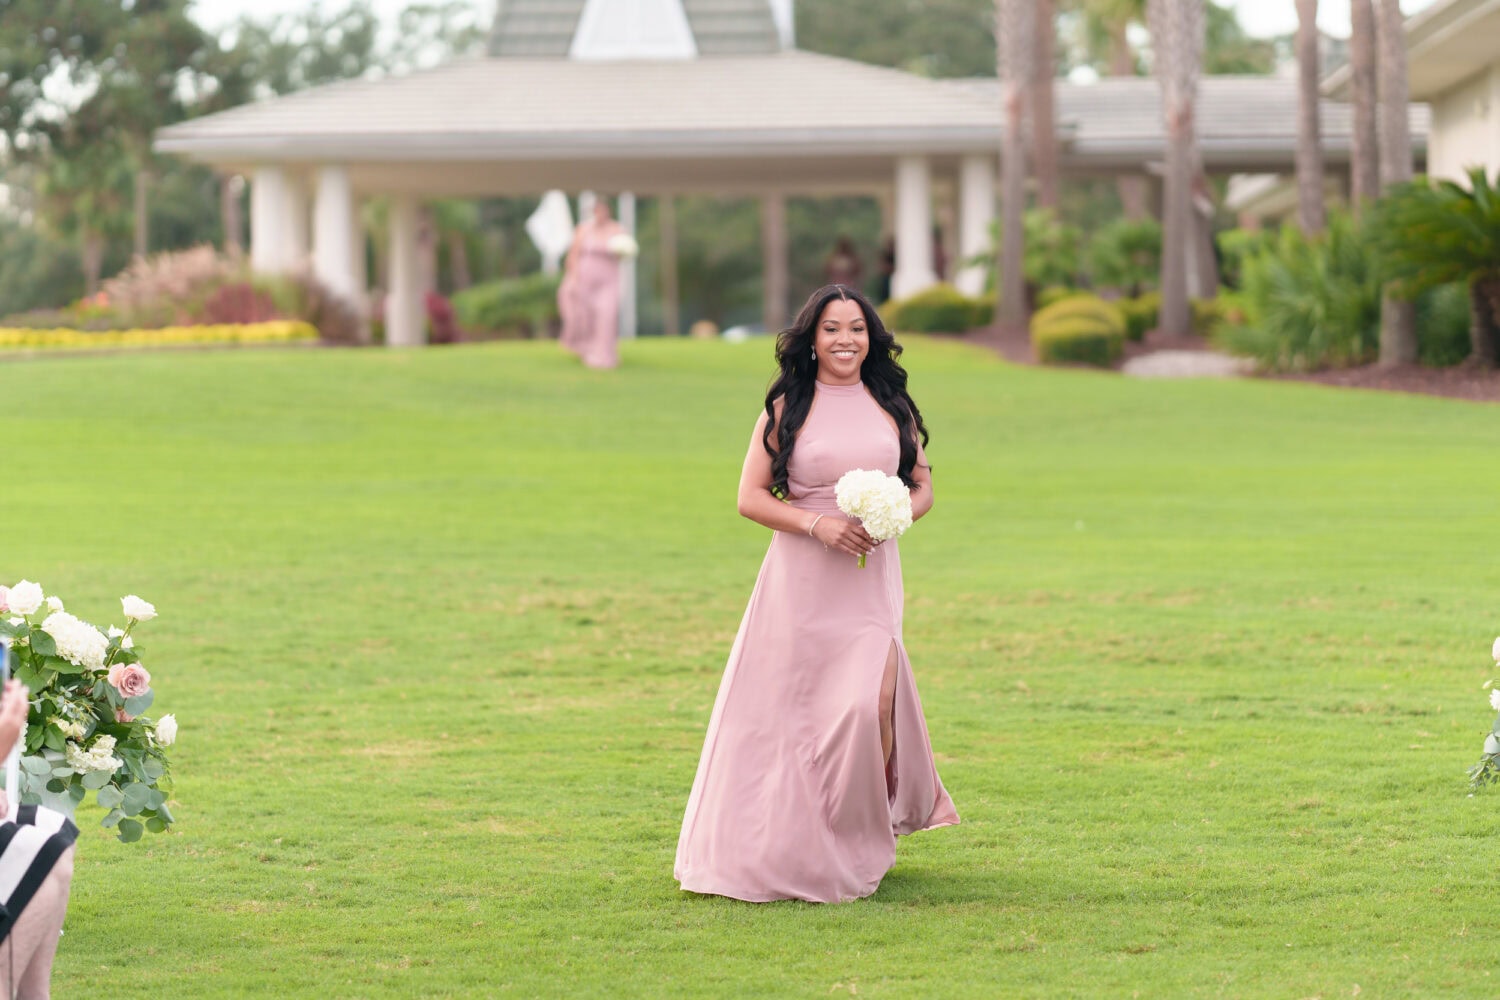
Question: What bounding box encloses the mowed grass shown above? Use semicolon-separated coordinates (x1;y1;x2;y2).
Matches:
4;335;1500;998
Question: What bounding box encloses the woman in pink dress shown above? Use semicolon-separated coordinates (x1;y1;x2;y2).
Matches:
675;284;959;904
558;200;625;369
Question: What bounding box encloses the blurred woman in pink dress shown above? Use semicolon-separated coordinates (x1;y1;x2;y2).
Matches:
558;200;629;369
674;283;959;904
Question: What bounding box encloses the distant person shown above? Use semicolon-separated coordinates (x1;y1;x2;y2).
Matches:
558;200;629;369
674;284;958;904
0;676;76;997
823;236;863;290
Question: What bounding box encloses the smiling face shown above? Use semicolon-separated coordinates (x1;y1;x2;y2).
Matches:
812;297;870;385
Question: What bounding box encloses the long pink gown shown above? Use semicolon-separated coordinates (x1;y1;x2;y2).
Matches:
560;230;620;369
675;380;959;903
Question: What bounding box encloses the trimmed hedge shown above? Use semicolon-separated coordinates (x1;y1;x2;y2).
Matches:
452;273;562;337
0;321;318;351
883;283;992;333
1031;294;1127;338
1119;292;1159;341
1033;319;1125;366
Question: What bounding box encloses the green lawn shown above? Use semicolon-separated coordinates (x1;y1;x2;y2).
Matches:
5;337;1499;998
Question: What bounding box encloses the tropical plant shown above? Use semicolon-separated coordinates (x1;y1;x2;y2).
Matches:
1215;213;1382;371
1087;218;1162;295
1371;168;1500;365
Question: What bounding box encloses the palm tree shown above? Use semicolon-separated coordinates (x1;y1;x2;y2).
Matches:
1375;0;1417;365
1374;168;1500;365
1348;0;1379;214
1294;0;1325;233
1032;0;1060;210
1077;0;1150;218
997;0;1033;330
1147;0;1204;337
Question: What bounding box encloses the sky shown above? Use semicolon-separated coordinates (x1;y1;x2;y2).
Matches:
186;0;1442;42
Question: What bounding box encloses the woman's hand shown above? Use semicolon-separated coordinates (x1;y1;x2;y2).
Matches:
0;679;29;760
811;516;879;558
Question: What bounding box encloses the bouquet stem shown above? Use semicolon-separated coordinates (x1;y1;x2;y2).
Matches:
857;553;866;569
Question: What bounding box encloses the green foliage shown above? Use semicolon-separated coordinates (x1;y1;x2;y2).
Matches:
1216;227;1276;290
969;210;1086;293
1087;217;1162;294
451;273;562;338
1036;286;1077;309
1414;282;1473;368
1119;291;1159;341
1033;319;1125;366
1216;214;1382;372
796;0;995;77
883;284;991;333
1032;293;1127;338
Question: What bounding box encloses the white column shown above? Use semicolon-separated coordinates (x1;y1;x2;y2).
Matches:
956;154;996;297
761;192;788;332
313;166;358;302
250;167;290;273
891;156;937;300
618;192;637;339
387;195;424;347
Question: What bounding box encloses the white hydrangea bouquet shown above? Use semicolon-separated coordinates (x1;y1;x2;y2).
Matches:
835;468;914;569
1468;637;1500;793
607;232;639;258
0;580;177;842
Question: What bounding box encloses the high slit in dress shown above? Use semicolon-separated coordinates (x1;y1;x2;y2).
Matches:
674;379;958;903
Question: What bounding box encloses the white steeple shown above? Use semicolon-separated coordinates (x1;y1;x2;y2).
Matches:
569;0;699;60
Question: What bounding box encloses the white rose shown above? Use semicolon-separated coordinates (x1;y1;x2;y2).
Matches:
122;636;133;650
44;596;63;612
1490;689;1500;713
40;612;108;670
107;626;125;639
155;714;178;747
1485;733;1500;755
6;581;43;616
121;595;156;622
1493;637;1500;663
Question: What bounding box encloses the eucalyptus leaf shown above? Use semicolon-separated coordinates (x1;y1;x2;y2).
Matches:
81;770;113;790
95;785;124;809
100;808;123;829
68;783;85;803
142;758;166;780
145;816;167;834
156;801;174;824
41;729;65;753
116;818;144;843
44;778;64;793
146;788;165;810
121;782;151;816
19;756;51;776
124;692;154;716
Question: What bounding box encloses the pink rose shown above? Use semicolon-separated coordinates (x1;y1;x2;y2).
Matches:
114;707;134;723
107;663;151;699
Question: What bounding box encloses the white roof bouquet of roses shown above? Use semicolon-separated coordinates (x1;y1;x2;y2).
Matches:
0;580;177;842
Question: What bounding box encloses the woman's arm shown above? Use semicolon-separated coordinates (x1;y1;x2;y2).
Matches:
736;407;875;558
909;435;934;521
0;679;29;760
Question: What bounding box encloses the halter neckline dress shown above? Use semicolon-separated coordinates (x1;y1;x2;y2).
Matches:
674;379;959;904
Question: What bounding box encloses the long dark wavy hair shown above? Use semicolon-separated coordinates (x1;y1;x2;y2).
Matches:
762;284;930;498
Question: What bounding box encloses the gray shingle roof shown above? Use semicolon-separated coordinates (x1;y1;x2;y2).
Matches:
487;0;780;57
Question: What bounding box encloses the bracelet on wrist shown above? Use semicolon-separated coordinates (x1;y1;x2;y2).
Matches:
807;514;825;537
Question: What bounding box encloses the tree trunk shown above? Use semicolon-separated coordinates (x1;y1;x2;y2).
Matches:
1471;276;1500;365
1348;0;1380;214
1110;24;1149;219
133;167;150;259
446;232;472;291
1376;0;1417;365
81;229;105;296
997;0;1033;331
1031;0;1060;210
1294;0;1325;234
221;173;245;258
1149;0;1203;337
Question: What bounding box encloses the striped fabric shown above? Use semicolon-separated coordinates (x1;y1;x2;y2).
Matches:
0;805;77;942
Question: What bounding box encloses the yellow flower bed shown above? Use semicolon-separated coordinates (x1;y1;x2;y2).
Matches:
0;321;319;351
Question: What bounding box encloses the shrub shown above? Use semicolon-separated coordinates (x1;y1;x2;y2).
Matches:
1214;213;1381;372
1036;286;1077;309
1033;319;1124;366
1031;294;1127;338
1119;292;1159;341
883;283;990;333
0;321;318;351
1415;282;1472;367
1087;218;1162;295
452;273;561;338
426;292;459;345
199;283;280;325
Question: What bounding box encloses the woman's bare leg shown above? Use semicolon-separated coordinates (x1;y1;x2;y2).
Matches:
879;641;900;765
3;846;75;1000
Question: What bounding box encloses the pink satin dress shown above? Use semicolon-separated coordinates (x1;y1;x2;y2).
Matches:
674;380;959;903
560;228;620;369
